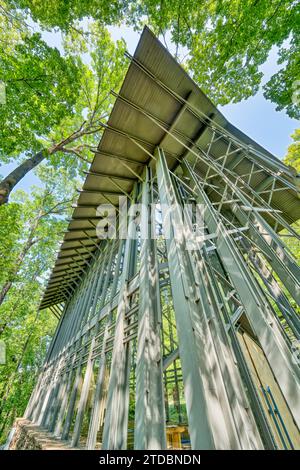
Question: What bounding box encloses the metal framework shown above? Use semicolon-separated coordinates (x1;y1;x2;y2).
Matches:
24;28;300;450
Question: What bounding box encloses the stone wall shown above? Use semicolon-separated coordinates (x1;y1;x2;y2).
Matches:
8;418;75;450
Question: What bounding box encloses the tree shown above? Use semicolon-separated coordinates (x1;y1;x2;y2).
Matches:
0;164;77;442
0;16;127;205
0;163;77;308
284;128;300;173
0;32;83;159
0;203;23;297
4;0;300;119
0;16;126;442
5;0;126;29
0;3;84;203
1;1;298;206
0;303;57;441
138;0;299;118
0;169;75;307
281;130;300;269
264;34;300;119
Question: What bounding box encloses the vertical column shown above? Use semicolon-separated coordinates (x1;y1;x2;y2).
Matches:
71;240;115;447
134;168;166;449
24;301;70;421
156;148;264;449
101;186;138;450
156;148;215;449
86;239;125;449
60;262;101;440
182;157;300;432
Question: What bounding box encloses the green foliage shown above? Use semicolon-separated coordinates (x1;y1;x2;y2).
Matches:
0;165;77;443
45;23;127;174
280;130;300;305
0;14;127;202
264;35;300;120
283;128;300;173
0;16;128;440
282;129;300;270
5;0;299;117
0;6;119;191
0;304;57;443
0;203;23;287
130;0;300;117
0;21;84;158
6;0;126;29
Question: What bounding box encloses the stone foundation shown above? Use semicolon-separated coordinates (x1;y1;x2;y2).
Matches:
8;418;76;450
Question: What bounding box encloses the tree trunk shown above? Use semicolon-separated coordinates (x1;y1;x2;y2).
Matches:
0;149;48;205
0;122;90;206
0;214;40;306
0;282;12;306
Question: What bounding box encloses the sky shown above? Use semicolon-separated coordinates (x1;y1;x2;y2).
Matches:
1;24;298;194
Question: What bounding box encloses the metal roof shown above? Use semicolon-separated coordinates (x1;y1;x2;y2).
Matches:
40;26;300;311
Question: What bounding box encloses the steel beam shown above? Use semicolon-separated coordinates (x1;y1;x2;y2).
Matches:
134;168;166;449
156;148;264;449
182;158;300;430
101;186;138;449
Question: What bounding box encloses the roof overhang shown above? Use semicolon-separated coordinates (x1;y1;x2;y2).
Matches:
40;26;300;310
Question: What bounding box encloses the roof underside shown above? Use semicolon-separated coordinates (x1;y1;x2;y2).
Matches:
40;27;300;310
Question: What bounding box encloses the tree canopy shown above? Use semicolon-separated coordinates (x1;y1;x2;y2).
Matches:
0;31;83;158
284;128;300;173
0;11;127;204
0;164;77;442
3;0;300;118
0;0;299;204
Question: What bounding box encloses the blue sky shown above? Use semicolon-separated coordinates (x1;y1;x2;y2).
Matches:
1;24;298;194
